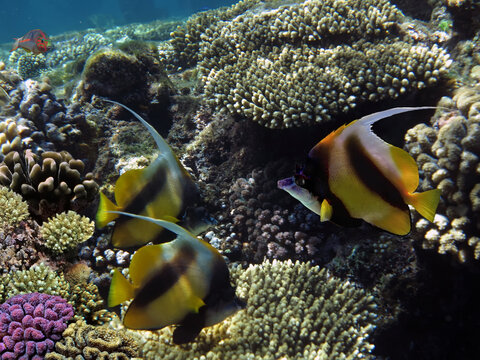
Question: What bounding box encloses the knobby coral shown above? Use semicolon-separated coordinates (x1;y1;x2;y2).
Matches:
405;84;480;263
0;185;29;227
0;293;74;360
141;260;377;360
40;211;95;255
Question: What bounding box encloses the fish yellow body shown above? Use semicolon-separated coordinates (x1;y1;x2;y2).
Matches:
278;107;441;236
107;212;243;344
96;100;209;248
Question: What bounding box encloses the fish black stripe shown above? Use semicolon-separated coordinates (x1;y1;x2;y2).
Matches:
345;134;406;211
133;244;196;307
114;164;169;226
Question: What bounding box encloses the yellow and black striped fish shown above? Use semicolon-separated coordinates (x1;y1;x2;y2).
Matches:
96;99;212;248
278;107;441;236
107;211;244;344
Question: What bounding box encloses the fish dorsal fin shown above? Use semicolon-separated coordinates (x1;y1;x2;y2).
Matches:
389;145;419;192
354;106;437;129
114;168;147;207
129;244;164;286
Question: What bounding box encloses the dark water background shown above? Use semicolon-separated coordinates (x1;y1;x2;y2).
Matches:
0;0;237;43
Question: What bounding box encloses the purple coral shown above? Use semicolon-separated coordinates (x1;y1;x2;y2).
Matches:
0;293;73;360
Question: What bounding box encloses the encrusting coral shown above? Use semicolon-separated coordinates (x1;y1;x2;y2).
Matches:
140;259;377;360
168;0;452;128
45;320;140;360
40;211;95;255
0;185;29;227
405;84;480;263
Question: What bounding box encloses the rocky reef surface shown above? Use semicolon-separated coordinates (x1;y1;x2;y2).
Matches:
0;0;480;359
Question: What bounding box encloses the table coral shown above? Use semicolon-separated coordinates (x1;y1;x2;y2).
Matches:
40;211;94;255
140;259;377;360
0;185;29;227
0;150;98;219
0;292;74;360
45;320;139;360
168;0;452;128
405;84;480;263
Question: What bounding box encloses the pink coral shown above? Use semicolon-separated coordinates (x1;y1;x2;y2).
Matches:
0;293;73;359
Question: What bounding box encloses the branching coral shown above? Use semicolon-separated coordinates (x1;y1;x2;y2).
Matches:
45;320;140;360
40;211;94;255
0;185;29;227
140;260;377;360
405;84;480;263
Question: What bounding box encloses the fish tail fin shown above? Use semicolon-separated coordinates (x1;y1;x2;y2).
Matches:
96;191;120;228
406;189;441;222
108;269;135;307
10;39;19;52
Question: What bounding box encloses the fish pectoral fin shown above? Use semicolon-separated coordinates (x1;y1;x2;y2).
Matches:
320;199;333;222
406;189;441;222
96;192;120;228
189;295;206;313
108;269;134;307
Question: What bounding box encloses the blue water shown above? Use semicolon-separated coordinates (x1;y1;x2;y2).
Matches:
0;0;237;44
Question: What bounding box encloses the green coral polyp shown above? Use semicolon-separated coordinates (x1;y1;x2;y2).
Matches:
0;185;29;227
41;210;95;254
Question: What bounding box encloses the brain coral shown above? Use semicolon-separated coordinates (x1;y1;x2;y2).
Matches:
45;320;139;360
188;0;452;128
0;292;74;360
40;211;94;255
405;84;480;263
141;260;377;360
0;185;29;227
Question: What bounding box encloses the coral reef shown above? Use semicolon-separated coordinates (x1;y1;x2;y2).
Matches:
0;185;29;227
0;79;96;159
0;150;98;219
45;320;140;360
16;54;47;80
0;262;110;325
405;84;480;263
0;220;44;277
164;0;453;128
0;292;74;359
140;259;377;359
40;211;95;255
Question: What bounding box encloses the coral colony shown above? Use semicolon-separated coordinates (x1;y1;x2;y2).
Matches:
0;0;479;359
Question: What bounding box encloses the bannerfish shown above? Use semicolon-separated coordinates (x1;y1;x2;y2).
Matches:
96;99;211;248
11;29;51;54
107;211;244;344
278;107;441;236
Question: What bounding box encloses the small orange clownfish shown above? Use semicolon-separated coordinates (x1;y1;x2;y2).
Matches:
278;107;441;236
11;29;51;55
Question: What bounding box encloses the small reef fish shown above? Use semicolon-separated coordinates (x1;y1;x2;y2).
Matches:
107;211;244;344
0;86;10;107
278;107;441;236
96;99;211;248
11;29;51;54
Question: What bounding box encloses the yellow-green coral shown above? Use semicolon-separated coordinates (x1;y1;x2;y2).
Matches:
196;0;451;128
140;260;377;360
45;320;140;360
0;185;29;227
40;210;94;254
1;262;70;302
